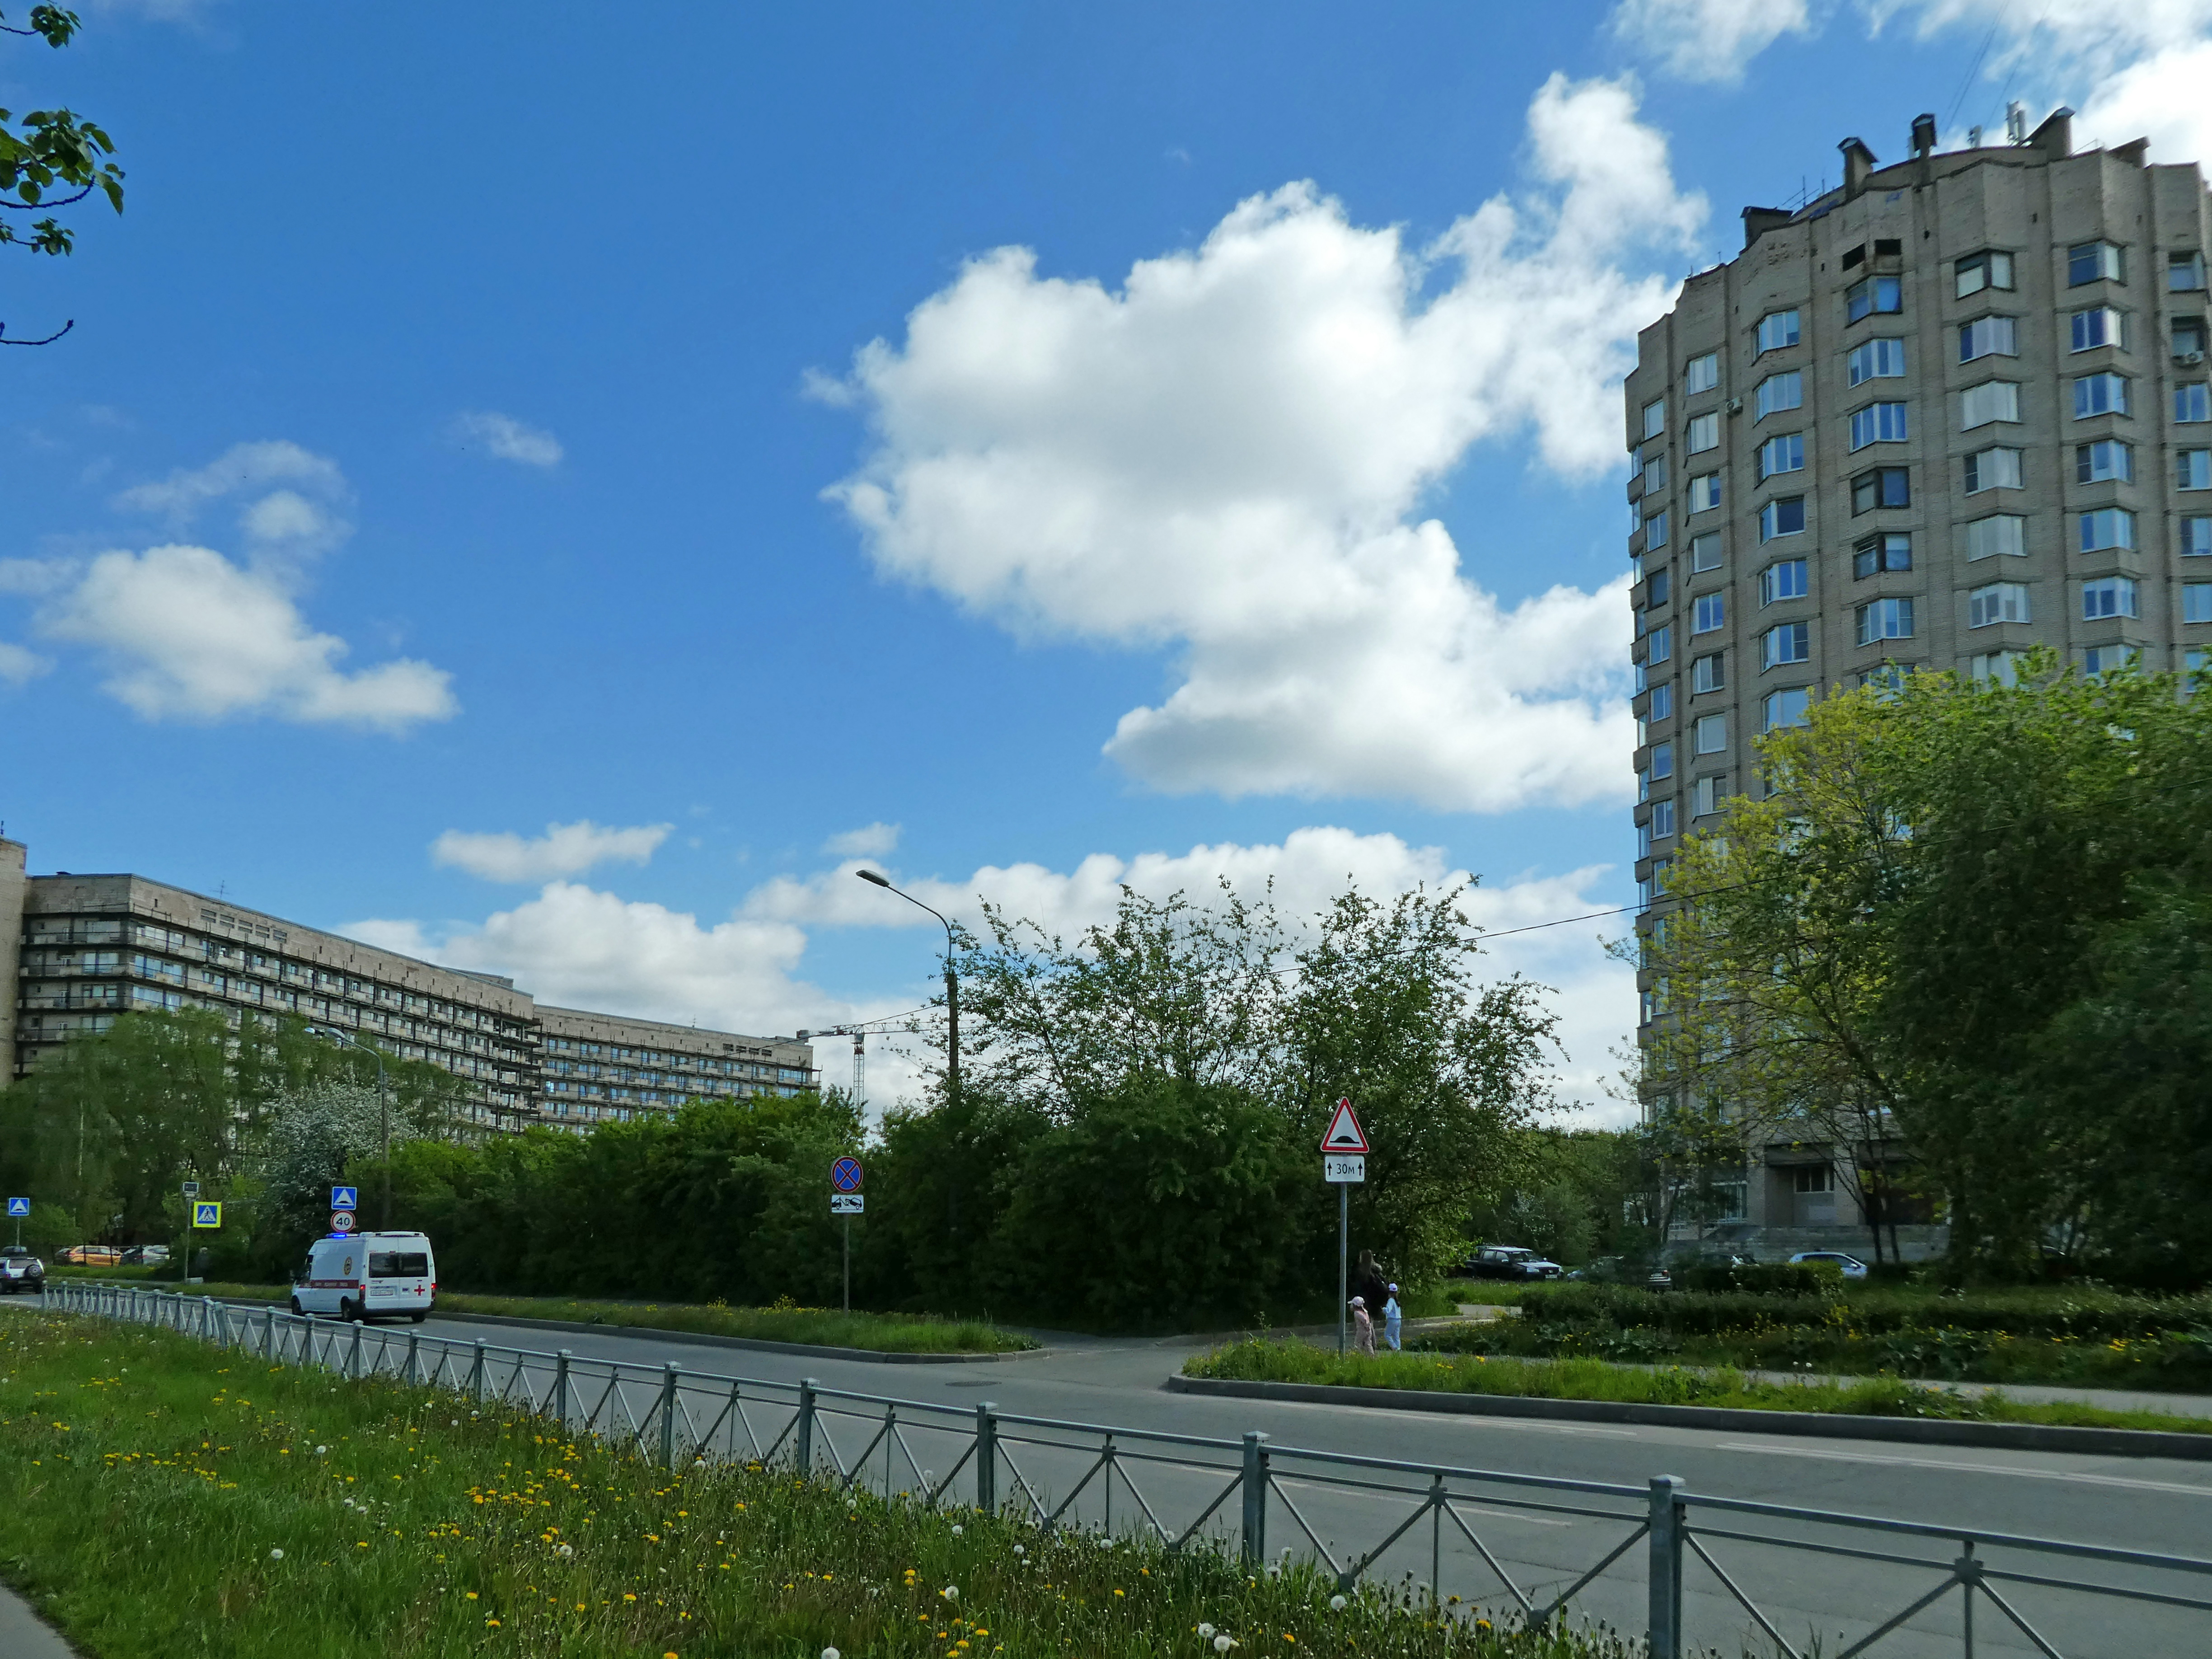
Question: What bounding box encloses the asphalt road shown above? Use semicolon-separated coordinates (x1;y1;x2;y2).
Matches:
395;1309;2212;1658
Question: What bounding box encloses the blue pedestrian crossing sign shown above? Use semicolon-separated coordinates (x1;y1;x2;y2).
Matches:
6;1197;28;1218
331;1186;358;1212
192;1201;222;1228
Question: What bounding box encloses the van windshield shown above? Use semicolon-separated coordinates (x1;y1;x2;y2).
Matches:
369;1251;429;1278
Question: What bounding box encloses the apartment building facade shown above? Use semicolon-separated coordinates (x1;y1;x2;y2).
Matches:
0;837;816;1130
1624;109;2212;1259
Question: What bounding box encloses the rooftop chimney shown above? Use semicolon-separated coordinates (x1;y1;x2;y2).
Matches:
2029;106;2074;159
1910;113;1937;159
1838;137;1877;199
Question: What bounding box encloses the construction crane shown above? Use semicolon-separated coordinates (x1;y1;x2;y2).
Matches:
797;1004;933;1110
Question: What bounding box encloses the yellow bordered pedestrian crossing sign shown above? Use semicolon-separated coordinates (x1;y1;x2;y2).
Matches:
192;1201;222;1228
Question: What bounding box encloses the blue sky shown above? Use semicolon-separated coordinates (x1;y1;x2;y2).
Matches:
3;0;2204;1114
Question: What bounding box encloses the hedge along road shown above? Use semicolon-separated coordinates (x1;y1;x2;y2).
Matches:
370;1306;2212;1659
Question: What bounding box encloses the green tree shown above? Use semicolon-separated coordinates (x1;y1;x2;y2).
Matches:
2;5;124;341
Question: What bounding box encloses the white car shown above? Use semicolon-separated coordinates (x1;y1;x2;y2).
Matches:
291;1230;436;1323
1789;1250;1869;1281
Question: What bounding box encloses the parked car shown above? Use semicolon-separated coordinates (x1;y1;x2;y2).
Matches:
1456;1245;1564;1282
119;1245;172;1266
1568;1255;1672;1290
1788;1250;1869;1281
55;1243;125;1266
0;1245;45;1292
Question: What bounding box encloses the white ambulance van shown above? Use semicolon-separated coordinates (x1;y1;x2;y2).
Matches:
290;1231;436;1323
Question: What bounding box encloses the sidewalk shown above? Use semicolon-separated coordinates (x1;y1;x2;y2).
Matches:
0;1587;74;1658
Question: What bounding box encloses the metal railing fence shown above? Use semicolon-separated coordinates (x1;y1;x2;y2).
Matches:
35;1280;2212;1659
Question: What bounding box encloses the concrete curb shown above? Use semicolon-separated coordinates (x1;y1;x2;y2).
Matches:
1164;1374;2212;1461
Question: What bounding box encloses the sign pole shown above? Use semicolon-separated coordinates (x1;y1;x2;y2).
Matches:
1337;1181;1348;1356
843;1216;851;1314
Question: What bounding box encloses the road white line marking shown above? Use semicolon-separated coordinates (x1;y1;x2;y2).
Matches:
1251;1397;1639;1439
1717;1441;2212;1496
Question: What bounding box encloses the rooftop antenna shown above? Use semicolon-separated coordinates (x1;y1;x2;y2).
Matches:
1968;125;1983;148
2005;102;2028;145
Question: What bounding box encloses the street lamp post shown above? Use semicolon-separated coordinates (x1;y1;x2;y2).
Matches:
854;870;958;1103
307;1026;390;1228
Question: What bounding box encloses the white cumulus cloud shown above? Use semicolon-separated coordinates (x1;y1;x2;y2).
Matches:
36;544;456;730
114;439;352;564
2076;38;2212;164
0;641;51;685
820;74;1692;813
1611;0;1815;83
450;411;565;469
822;822;902;858
431;820;673;883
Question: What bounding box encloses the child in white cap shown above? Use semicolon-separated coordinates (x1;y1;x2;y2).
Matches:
1383;1284;1403;1351
1349;1295;1376;1355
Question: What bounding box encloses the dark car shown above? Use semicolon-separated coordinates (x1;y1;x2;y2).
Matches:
1456;1244;1564;1282
0;1245;45;1293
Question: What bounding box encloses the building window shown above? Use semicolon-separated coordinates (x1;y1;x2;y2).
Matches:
1647;681;1673;721
2071;306;2132;352
2184;517;2212;557
1687;411;1721;453
1847;338;1907;385
1958;380;2020;430
1642;398;1665;438
2068;240;2126;286
1967;581;2029;628
2173;252;2209;292
1685;352;1719;394
1759;496;1806;540
1645;507;1669;547
2078;507;2136;553
1650;798;1676;839
1970;651;2025;685
1851;467;1909;513
1692;592;1726;634
1963;515;2025;561
1849;402;1909;450
2076;440;2134;484
2073;373;2131;418
1854;531;1912;576
2185;584;2212;624
1680;712;1722;759
2083;643;2138;678
1647;623;1672;665
1758;433;1804;479
1756;309;1801;354
1957;316;2017;362
1643;452;1668;492
1856;596;1915;645
1645;567;1671;607
1955;249;2015;297
1649;740;1675;780
2173;318;2208;359
1690;652;1725;694
1845;275;1902;323
1762;686;1811;730
1963;446;2023;494
1690;532;1724;572
2081;576;2140;620
1763;621;1810;667
1756;370;1804;420
2178;385;2212;424
1688;473;1723;513
1760;558;1809;605
1692;775;1727;818
2180;449;2212;490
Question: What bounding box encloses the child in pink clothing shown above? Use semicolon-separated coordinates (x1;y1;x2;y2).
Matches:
1350;1295;1376;1355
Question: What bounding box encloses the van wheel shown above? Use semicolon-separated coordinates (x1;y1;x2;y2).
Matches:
409;1312;426;1324
341;1298;362;1323
289;1296;303;1316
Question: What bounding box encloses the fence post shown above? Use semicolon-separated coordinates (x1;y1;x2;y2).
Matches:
471;1340;487;1402
797;1378;818;1478
262;1306;276;1359
405;1332;419;1386
1648;1476;1685;1659
975;1402;998;1515
347;1318;364;1380
660;1366;679;1468
1241;1432;1270;1566
554;1350;572;1429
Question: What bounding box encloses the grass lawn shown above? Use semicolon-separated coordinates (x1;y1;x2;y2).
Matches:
1186;1337;2212;1434
0;1313;1626;1659
46;1276;1036;1355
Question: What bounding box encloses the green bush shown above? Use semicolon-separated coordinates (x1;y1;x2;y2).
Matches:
1673;1261;1840;1296
1515;1282;2212;1342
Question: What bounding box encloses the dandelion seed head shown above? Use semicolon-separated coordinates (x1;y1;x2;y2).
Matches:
268;1548;284;1561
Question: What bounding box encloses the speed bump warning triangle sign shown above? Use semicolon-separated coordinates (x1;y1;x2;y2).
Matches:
1321;1097;1368;1154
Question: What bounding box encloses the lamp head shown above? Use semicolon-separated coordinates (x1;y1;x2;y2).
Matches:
855;869;891;888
